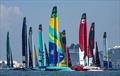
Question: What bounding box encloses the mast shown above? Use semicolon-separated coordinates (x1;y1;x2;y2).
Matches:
38;24;44;67
22;17;28;68
49;6;59;66
88;22;95;66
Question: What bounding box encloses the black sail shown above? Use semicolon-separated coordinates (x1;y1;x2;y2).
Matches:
22;17;28;68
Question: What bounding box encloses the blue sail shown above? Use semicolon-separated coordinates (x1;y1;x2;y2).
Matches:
48;6;59;66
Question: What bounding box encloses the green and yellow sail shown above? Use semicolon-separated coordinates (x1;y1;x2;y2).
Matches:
49;6;59;66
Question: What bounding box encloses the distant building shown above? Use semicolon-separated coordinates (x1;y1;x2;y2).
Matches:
108;46;120;70
99;46;120;69
69;43;80;66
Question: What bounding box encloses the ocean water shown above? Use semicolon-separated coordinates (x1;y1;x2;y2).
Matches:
0;70;120;76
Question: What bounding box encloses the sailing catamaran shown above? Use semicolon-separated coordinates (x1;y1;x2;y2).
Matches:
71;13;89;71
47;6;73;71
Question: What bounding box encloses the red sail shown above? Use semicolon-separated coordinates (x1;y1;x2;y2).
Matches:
79;15;84;51
79;13;88;57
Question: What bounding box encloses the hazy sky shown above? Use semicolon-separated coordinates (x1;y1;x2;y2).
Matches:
0;0;120;62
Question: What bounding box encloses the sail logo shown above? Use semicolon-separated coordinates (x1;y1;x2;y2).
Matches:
81;19;85;24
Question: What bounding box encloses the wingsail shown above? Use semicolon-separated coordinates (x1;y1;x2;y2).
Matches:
103;32;108;69
28;27;33;68
6;32;13;68
22;17;28;68
79;13;89;66
88;22;95;65
57;30;67;67
28;27;37;68
38;24;44;67
48;6;59;66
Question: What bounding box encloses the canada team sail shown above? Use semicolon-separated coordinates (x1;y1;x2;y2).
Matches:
22;17;28;68
49;6;59;66
79;13;89;66
6;32;13;68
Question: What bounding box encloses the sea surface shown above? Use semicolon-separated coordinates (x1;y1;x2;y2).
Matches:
0;69;120;76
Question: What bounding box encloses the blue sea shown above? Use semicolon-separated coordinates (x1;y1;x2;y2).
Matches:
0;69;120;76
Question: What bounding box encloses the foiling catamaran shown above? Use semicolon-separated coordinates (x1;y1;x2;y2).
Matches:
46;6;73;71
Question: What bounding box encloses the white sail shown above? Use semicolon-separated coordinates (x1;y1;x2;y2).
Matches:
79;47;85;66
